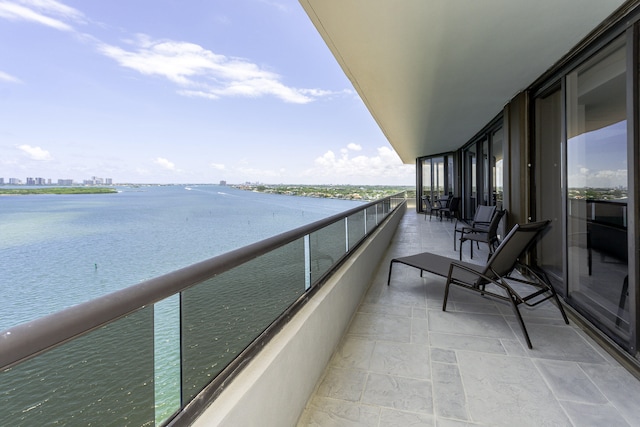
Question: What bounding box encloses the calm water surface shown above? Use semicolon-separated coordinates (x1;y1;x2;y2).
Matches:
0;184;362;330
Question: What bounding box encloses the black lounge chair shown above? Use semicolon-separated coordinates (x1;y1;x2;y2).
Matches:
387;220;569;348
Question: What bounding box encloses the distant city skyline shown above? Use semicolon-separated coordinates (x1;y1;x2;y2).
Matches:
0;1;415;185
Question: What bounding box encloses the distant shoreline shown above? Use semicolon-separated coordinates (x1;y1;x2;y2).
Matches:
0;187;118;196
231;184;414;201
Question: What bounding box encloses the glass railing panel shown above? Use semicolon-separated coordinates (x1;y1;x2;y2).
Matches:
366;206;377;234
347;211;366;251
154;294;181;423
379;200;389;220
181;238;306;402
0;307;155;426
309;219;347;284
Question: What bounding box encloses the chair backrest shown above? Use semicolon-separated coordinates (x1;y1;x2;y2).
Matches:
480;220;551;281
422;196;433;211
473;205;496;224
448;196;460;210
446;197;460;218
486;209;505;239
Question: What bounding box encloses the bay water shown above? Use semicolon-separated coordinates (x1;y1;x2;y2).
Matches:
0;184;363;424
0;184;362;330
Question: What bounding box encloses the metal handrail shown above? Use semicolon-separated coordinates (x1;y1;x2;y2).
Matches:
0;192;405;371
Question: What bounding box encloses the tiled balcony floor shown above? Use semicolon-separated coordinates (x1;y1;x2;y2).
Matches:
297;210;640;427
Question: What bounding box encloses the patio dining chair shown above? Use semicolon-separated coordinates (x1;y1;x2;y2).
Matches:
387;220;569;348
422;196;439;221
458;209;506;260
439;196;460;221
453;205;496;250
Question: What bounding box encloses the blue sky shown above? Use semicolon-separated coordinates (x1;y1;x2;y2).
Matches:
0;0;415;185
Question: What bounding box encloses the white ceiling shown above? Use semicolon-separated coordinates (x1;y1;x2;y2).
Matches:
299;0;629;163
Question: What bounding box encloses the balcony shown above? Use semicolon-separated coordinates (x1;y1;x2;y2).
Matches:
295;210;640;426
3;199;640;426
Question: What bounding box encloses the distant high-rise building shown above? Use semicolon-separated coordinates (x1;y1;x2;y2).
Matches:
58;179;73;186
0;178;4;185
105;178;113;185
9;178;21;185
219;180;227;186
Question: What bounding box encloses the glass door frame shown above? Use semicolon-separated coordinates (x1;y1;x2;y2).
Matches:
417;154;455;213
461;119;504;220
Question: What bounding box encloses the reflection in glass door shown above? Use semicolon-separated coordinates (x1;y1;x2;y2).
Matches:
465;147;477;218
491;129;504;209
565;36;630;343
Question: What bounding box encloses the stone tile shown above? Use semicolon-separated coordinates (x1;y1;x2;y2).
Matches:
369;280;427;308
370;341;431;380
508;323;608;363
429;332;506;354
379;408;435;426
297;396;380;427
348;312;412;343
316;367;367;402
358;302;413;317
412;307;428;318
430;348;457;364
451;301;501;315
428;310;516;340
431;362;468;420
435;419;483;427
580;363;640;424
329;336;375;371
361;373;433;414
411;317;430;344
534;359;607;403
561;401;631;427
456;351;571;426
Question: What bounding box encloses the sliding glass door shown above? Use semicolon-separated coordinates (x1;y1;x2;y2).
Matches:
565;35;630;342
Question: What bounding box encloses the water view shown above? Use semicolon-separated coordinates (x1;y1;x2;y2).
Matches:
0;184;363;331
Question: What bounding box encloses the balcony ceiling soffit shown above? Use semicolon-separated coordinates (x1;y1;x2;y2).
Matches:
300;0;628;162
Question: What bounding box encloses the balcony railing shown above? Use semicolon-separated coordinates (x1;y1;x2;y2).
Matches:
0;192;406;426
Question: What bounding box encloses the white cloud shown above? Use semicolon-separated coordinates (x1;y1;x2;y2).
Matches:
347;143;362;151
258;0;289;13
569;167;628;188
0;70;21;83
0;0;85;32
18;144;52;160
306;145;414;184
154;157;177;171
98;35;339;104
211;163;226;170
0;2;341;104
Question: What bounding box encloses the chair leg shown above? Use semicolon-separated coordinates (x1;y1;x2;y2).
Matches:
442;277;452;311
509;295;533;349
387;261;395;286
532;267;570;326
